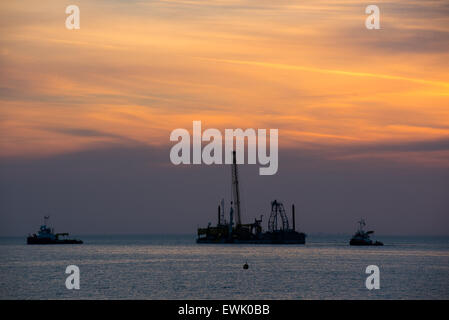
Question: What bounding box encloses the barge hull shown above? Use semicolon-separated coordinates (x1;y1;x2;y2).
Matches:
27;237;83;244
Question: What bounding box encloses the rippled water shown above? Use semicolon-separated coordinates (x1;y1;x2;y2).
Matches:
0;235;448;299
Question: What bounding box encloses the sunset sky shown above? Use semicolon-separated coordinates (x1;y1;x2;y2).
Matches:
0;1;448;235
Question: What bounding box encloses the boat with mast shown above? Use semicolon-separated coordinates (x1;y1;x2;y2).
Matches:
27;216;83;245
349;219;383;246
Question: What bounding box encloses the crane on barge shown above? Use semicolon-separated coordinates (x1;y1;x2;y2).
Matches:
197;151;306;244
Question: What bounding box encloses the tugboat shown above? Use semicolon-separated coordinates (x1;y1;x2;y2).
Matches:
349;219;383;246
197;151;306;244
27;216;83;244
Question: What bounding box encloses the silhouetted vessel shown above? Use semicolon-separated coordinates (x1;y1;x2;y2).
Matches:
197;151;306;244
27;216;83;245
349;219;383;246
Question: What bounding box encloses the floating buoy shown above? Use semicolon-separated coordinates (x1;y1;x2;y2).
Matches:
243;262;249;269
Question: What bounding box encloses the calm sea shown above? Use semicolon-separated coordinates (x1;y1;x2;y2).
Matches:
0;235;448;299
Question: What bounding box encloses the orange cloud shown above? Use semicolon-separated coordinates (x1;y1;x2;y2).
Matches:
0;0;448;167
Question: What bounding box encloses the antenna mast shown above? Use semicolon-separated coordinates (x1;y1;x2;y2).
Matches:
231;151;242;226
358;219;366;232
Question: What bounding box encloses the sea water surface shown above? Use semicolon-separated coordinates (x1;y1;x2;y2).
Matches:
0;235;448;299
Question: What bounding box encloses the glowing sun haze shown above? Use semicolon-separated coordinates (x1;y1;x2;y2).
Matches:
1;0;448;163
